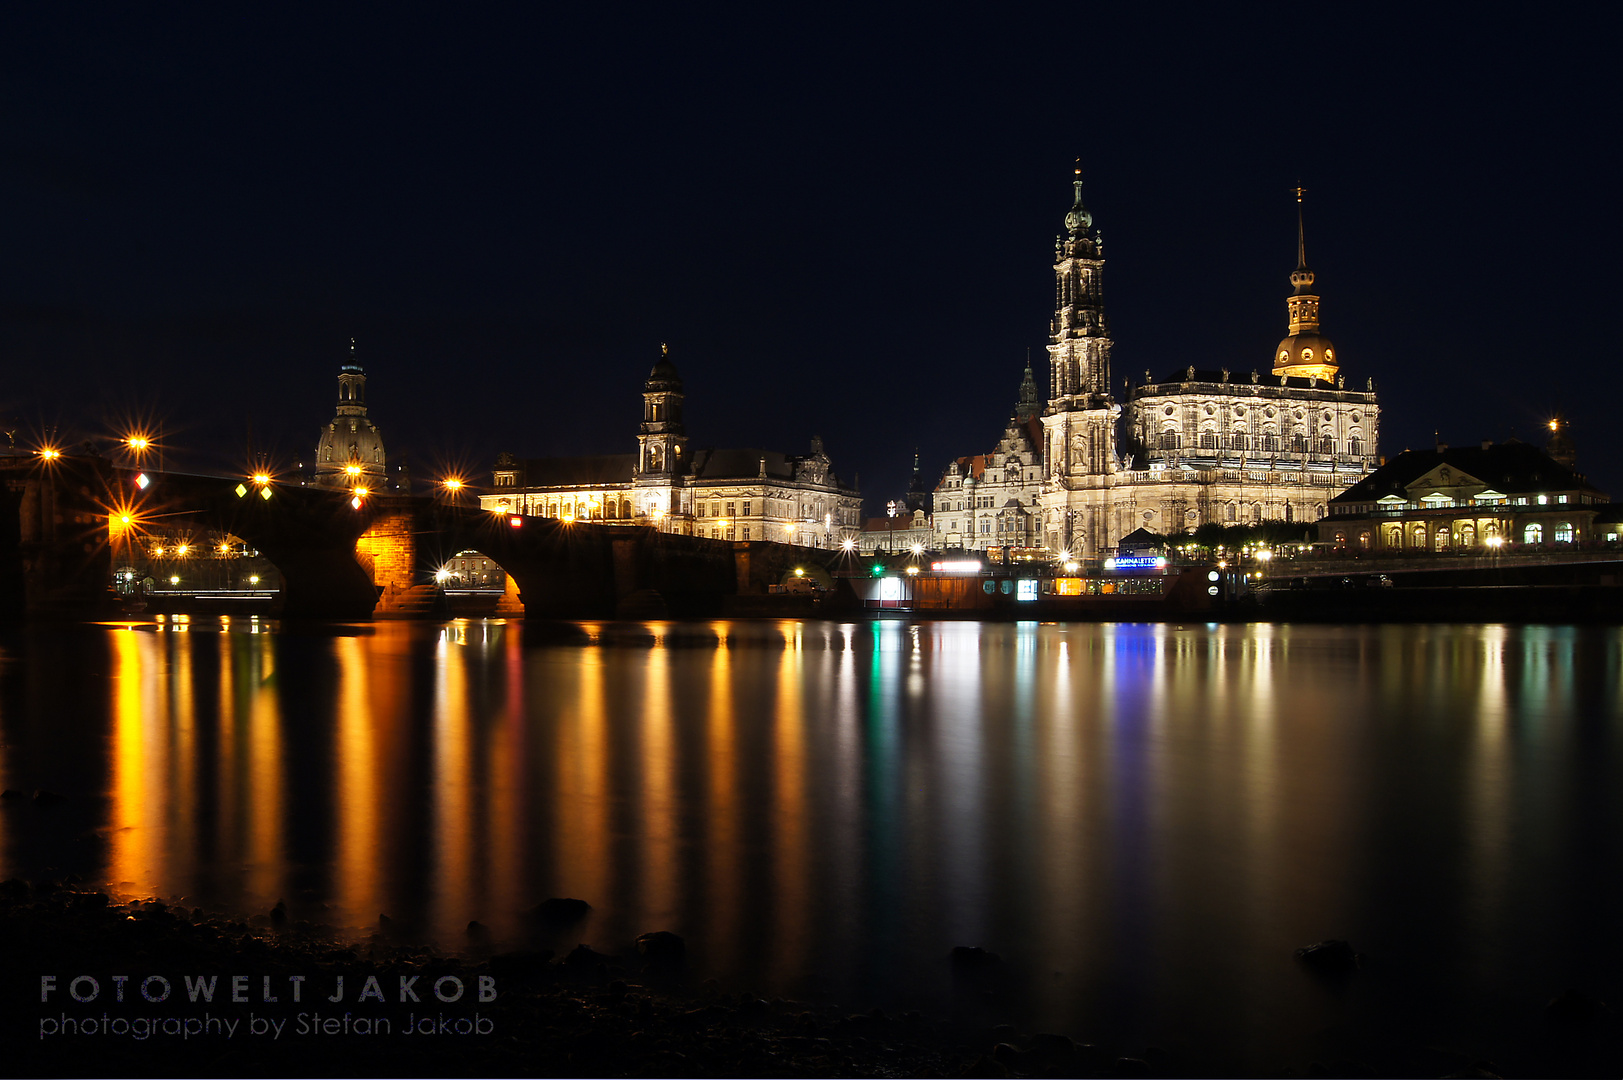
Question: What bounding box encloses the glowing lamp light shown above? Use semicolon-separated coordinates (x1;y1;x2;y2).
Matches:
840;538;855;551
1257;549;1273;562
1064;561;1079;572
151;546;164;557
435;568;451;583
38;448;60;461
345;464;362;477
169;575;180;585
793;567;804;577
126;436;149;451
175;544;190;557
353;486;369;498
870;564;884;577
905;565;919;575
218;543;231;554
443;478;464;491
250;576;260;586
910;543;923;555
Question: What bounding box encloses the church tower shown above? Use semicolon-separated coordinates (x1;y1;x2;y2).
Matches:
632;344;689;518
315;339;386;489
1039;164;1121;560
1015;354;1040;423
1273;187;1339;382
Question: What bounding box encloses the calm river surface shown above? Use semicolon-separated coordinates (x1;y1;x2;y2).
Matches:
2;617;1619;1072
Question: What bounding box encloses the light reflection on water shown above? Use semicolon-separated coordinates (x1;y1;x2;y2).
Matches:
1;618;1620;1072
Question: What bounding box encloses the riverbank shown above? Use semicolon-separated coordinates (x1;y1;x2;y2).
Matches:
4;879;1618;1078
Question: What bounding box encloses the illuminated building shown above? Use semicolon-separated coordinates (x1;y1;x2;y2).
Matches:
858;507;932;555
314;342;387;489
1035;173;1382;559
1317;434;1609;552
931;361;1046;554
483;346;862;546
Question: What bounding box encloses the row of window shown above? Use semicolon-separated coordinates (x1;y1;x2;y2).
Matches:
1366;522;1577;549
1157;433;1365;455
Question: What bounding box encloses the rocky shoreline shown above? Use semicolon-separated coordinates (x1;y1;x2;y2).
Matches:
2;878;1617;1078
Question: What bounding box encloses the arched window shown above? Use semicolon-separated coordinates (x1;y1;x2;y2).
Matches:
1524;523;1543;544
1349;435;1362;457
1224;502;1237;522
1554;521;1574;543
1434;530;1449;551
1319;436;1334;454
1461;523;1476;546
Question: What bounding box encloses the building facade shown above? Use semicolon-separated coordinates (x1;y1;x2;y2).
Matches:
931;362;1046;554
1317;437;1608;553
1034;173;1381;559
482;348;862;547
313;342;387;490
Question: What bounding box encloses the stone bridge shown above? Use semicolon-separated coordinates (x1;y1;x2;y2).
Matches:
0;455;828;620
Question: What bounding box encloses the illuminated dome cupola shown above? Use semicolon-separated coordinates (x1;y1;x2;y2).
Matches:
315;339;387;489
1272;187;1338;382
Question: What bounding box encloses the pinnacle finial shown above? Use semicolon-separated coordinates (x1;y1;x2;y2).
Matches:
1294;184;1308;270
1064;160;1091;235
661;341;669;356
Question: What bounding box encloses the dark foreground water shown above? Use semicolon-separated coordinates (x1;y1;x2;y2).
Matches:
2;617;1619;1073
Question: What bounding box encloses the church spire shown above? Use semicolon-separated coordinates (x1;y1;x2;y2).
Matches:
1048;162;1112;401
1272;187;1337;380
1063;159;1092;236
1016;352;1040;421
1289;185;1316;299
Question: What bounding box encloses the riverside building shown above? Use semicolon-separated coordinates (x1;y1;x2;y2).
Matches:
482;347;862;547
1033;173;1382;560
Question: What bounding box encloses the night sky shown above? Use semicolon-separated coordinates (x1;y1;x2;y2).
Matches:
4;7;1619;513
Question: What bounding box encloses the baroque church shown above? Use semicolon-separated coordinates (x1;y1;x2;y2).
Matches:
937;169;1381;561
310;342;389;489
481;347;862;547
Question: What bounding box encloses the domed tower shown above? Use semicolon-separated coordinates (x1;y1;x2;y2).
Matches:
315;340;387;489
1273;188;1339;382
635;343;688;480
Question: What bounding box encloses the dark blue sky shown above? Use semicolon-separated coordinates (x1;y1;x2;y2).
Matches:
3;6;1619;511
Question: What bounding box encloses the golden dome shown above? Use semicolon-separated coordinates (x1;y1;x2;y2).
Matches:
1273;331;1338;381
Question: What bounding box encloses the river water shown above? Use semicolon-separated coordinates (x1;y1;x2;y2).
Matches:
2;617;1619;1072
